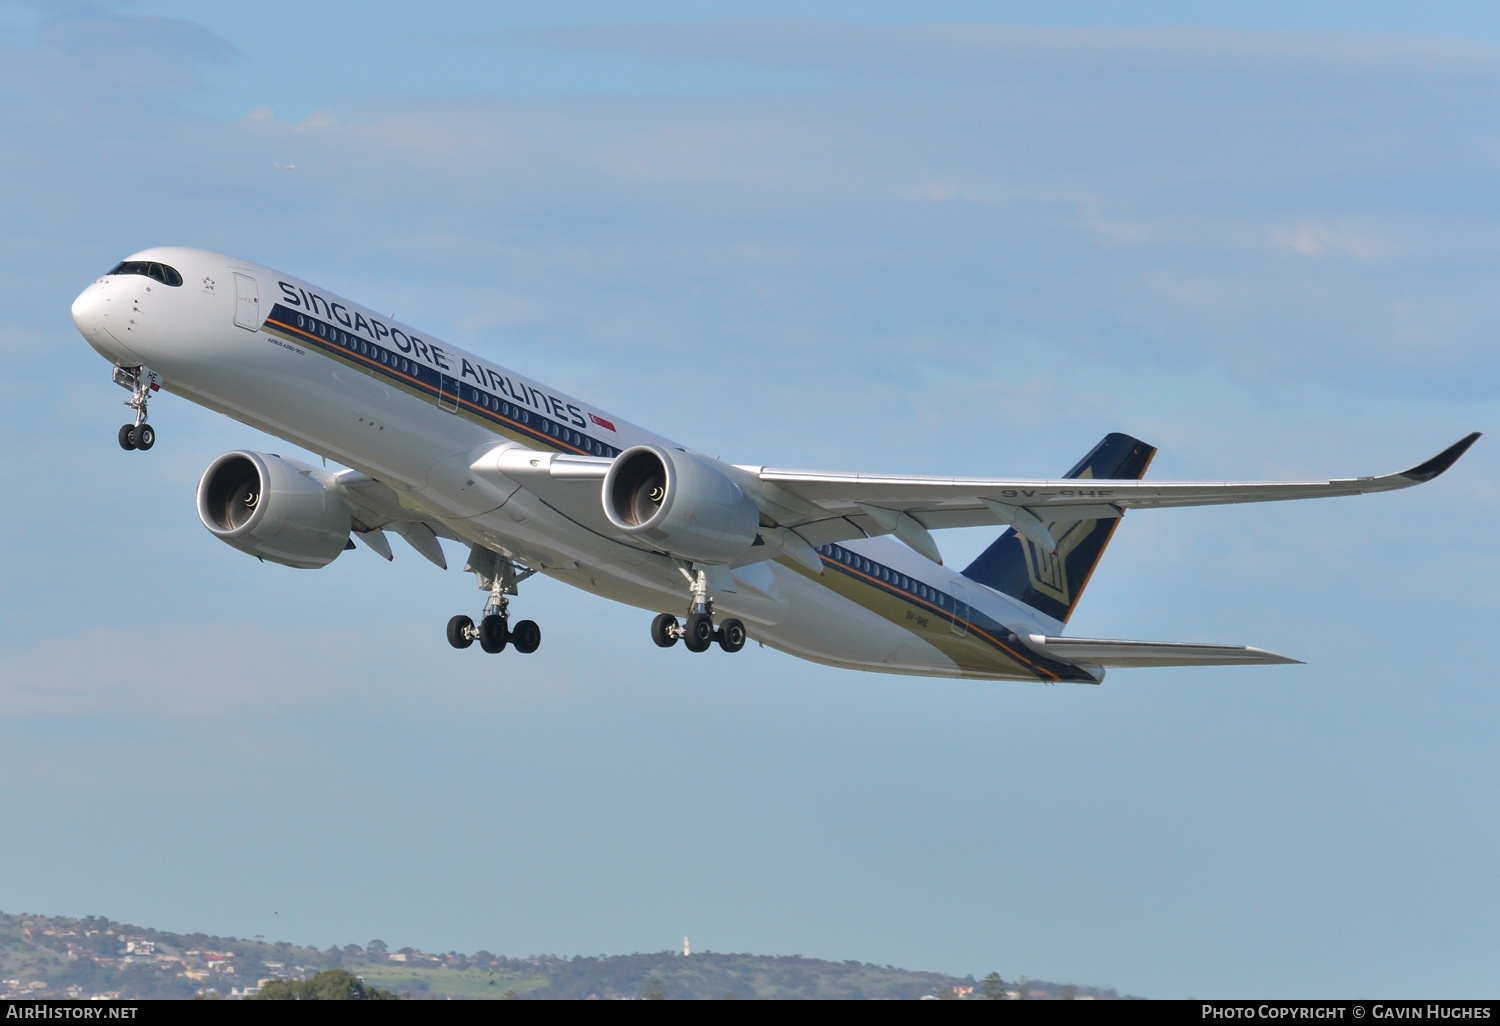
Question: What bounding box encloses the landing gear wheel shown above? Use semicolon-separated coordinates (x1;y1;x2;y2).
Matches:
717;618;746;653
132;424;155;451
651;613;679;649
479;614;508;654
511;619;541;654
684;612;714;653
447;614;475;649
118;424;137;450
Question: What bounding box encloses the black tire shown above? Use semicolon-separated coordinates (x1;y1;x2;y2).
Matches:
118;424;137;450
446;614;474;649
133;424;155;450
512;619;541;654
684;612;714;653
650;613;679;648
479;614;508;654
718;618;746;653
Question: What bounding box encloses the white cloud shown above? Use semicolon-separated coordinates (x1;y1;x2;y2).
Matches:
509;20;1500;74
296;109;337;132
0;10;240;110
1272;222;1401;260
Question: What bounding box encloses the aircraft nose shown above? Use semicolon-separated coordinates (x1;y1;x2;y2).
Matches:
72;278;142;364
71;282;108;339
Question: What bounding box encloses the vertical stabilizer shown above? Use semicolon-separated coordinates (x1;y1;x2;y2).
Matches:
961;433;1156;623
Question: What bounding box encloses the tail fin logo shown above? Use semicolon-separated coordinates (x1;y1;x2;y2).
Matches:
1018;518;1091;606
961;434;1156;624
1019;467;1097;605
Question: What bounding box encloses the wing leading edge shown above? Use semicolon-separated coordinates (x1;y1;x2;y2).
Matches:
741;433;1481;549
752;432;1479;515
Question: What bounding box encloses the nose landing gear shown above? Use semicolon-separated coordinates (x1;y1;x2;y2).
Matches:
650;566;747;654
113;366;160;451
447;547;542;655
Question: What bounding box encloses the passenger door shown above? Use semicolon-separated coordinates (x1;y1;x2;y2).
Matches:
949;579;970;637
232;273;261;331
436;373;461;412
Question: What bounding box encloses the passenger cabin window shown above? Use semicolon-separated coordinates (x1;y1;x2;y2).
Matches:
108;261;183;287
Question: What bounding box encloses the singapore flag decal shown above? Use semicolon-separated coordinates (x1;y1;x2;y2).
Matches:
589;412;617;432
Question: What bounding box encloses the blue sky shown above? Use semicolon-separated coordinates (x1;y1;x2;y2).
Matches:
0;0;1497;998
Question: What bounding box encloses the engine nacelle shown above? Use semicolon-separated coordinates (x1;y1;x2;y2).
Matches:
602;445;759;564
197;451;352;569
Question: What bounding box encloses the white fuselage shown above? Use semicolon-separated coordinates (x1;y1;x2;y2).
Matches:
73;247;1071;681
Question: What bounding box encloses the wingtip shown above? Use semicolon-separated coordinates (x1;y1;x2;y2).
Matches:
1400;431;1481;483
1249;646;1303;665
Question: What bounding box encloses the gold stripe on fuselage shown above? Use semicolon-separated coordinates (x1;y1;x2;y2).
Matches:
791;555;1062;681
263;314;582;455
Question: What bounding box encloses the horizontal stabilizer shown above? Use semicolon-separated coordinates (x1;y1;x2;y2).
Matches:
1021;635;1301;668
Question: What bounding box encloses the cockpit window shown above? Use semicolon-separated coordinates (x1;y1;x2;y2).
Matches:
108;260;183;287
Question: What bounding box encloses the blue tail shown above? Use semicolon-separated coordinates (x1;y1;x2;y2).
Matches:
961;433;1156;624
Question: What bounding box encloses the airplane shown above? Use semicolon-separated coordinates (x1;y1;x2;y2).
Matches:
70;247;1480;683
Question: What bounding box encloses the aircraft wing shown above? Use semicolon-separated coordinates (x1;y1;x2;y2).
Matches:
330;471;462;568
1020;635;1301;668
739;433;1480;557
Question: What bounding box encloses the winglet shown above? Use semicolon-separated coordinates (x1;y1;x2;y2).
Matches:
1400;432;1481;483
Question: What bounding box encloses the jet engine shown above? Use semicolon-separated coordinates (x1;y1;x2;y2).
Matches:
197;451;353;568
602;445;759;564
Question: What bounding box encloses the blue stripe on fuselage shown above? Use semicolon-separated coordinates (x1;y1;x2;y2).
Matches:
264;304;619;457
815;543;1093;683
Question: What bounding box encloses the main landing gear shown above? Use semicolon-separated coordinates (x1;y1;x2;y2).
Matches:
650;566;746;654
447;547;542;655
114;366;159;452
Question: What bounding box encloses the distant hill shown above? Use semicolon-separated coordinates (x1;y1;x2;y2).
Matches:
0;911;1130;1000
